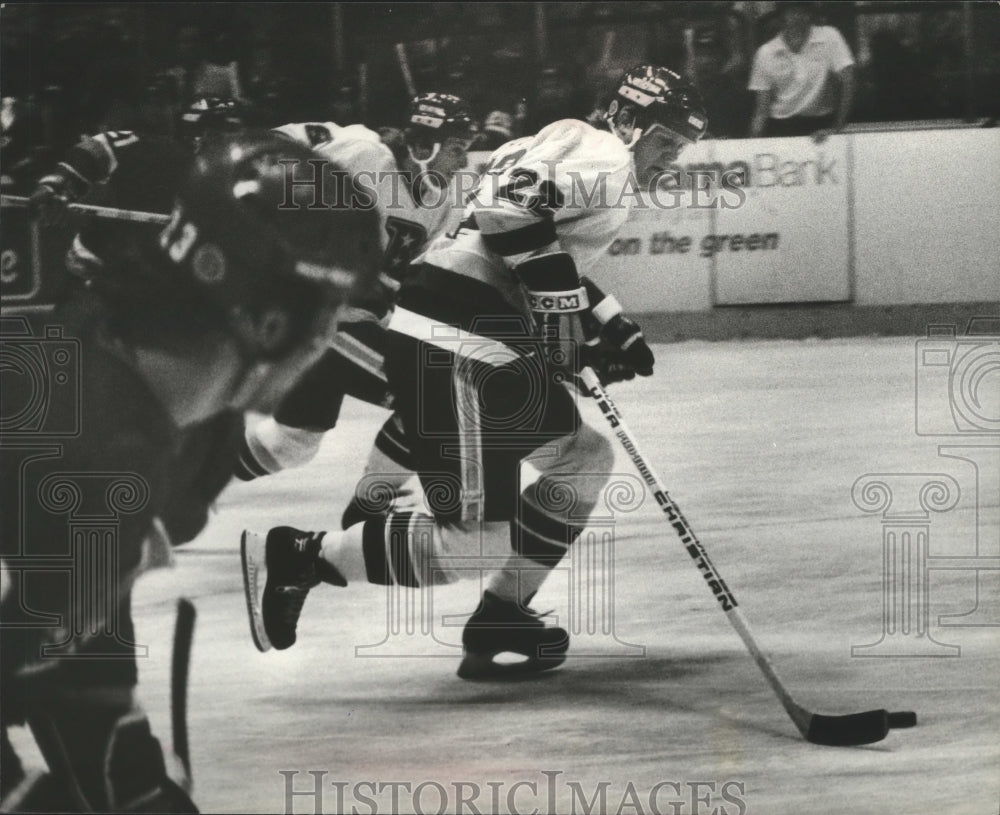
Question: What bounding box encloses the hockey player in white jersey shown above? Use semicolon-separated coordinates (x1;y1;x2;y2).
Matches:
234;93;475;513
242;66;708;678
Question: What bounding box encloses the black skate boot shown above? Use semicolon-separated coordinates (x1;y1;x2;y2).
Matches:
241;526;345;652
457;591;570;680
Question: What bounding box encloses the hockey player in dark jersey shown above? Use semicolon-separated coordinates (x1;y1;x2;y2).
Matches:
27;96;243;290
23;97;250;554
0;132;381;812
233;94;475;531
241;67;708;678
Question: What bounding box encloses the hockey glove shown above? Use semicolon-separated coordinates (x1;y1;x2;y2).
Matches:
582;339;642;386
27;175;75;227
516;251;589;373
581;276;654;377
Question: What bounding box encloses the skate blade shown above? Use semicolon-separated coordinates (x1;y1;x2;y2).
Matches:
457;650;566;681
240;530;272;653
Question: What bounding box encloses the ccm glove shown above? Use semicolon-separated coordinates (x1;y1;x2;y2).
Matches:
516;251;589;372
581;277;654;377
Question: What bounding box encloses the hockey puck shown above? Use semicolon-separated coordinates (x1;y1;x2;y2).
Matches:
888;711;917;728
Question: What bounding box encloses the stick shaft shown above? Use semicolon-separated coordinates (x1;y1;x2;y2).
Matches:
394;43;417;99
171;598;197;787
1;194;170;225
580;367;812;736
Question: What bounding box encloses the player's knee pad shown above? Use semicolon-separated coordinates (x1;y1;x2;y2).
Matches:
530;425;616;523
514;427;614;567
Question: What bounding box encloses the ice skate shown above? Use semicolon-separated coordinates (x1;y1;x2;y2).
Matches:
241;526;344;652
457;591;570;680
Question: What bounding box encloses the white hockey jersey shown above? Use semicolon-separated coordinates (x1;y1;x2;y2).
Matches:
418;119;634;311
272;121;342;148
276;122;460;286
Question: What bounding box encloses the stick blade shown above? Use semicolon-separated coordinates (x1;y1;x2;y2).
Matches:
805;709;890;746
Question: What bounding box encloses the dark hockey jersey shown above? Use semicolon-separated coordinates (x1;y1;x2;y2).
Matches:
46;131;187;272
0;293;243;690
0;302;178;688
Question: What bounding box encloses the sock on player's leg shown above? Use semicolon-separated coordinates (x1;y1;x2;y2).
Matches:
326;512;450;588
487;482;582;606
318;525;368;583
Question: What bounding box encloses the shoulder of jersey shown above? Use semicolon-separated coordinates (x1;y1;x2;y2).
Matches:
814;25;847;43
760;33;785;54
335;124;383;145
312;127;396;175
272;121;341;147
526;119;630;175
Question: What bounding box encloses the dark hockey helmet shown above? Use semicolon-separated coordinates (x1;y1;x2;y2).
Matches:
179;96;245;148
608;65;708;144
161;130;381;360
405;92;476;146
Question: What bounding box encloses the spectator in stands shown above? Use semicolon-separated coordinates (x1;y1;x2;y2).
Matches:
330;81;358;125
192;28;246;103
684;23;753;138
748;1;855;141
525;63;587;132
163;23;202;104
862;28;929;122
470;110;513;151
137;76;179;138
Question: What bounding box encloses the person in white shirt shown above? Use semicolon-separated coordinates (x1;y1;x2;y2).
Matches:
748;1;855;142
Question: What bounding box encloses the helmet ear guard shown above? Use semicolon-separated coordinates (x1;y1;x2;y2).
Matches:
606;65;708;146
606;99;643;148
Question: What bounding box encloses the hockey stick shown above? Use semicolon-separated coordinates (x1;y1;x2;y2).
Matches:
579;366;918;746
171;597;197;789
1;194;170;225
394;43;418;99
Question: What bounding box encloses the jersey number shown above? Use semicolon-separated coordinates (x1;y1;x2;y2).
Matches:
497;168;564;217
159;206;199;263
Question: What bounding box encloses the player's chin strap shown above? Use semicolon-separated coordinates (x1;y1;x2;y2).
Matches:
407;142;442;177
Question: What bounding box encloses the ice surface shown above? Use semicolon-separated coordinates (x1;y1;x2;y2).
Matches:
17;337;992;815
